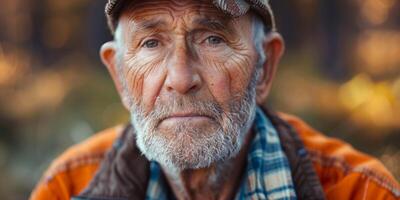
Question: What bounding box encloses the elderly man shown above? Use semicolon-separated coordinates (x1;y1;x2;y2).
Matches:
31;0;399;199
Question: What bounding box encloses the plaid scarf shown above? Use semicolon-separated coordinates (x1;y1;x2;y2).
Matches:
146;107;297;200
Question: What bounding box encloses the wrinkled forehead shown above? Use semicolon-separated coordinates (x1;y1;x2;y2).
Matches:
114;0;257;40
119;0;233;25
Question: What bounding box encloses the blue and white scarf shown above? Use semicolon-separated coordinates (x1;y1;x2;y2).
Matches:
146;107;297;200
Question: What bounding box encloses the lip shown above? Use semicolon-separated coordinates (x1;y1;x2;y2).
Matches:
163;113;211;119
160;112;213;123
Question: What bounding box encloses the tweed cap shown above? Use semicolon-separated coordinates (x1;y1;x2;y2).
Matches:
105;0;276;34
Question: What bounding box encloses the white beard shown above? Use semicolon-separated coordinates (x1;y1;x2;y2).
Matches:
130;71;259;172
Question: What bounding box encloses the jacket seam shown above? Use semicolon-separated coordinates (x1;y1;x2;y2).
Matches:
362;177;369;200
308;150;400;197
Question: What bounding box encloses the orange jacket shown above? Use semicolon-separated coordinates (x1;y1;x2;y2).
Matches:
30;113;400;200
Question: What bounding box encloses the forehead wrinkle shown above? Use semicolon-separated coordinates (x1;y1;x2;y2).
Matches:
120;0;229;27
118;0;251;51
128;12;232;37
134;18;169;32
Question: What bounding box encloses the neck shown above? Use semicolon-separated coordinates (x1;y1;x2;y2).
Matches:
161;129;254;200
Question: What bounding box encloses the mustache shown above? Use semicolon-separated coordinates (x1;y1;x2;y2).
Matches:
143;96;225;125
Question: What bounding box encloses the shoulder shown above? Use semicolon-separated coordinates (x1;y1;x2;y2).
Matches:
278;113;400;199
30;125;124;200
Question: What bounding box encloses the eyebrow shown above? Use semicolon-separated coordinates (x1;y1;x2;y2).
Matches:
134;19;168;32
132;17;236;36
193;18;236;35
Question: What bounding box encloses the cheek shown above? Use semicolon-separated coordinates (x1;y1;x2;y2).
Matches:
225;53;255;89
122;52;166;112
200;52;254;106
141;66;166;111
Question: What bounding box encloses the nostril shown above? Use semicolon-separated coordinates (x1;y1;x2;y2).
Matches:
166;85;173;92
187;83;198;93
164;75;201;94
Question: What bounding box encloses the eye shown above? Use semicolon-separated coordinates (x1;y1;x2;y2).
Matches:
206;35;225;45
142;39;159;48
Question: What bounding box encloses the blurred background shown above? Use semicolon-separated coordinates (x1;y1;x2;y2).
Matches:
0;0;399;199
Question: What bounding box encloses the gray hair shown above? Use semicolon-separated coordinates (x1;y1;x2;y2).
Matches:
252;14;268;69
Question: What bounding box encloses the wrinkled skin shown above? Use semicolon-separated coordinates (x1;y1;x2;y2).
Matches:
119;2;255;115
100;0;284;199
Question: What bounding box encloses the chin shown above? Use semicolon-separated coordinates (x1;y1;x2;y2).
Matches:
136;127;243;172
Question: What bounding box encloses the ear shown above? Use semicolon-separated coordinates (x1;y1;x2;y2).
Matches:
100;41;130;109
255;32;285;104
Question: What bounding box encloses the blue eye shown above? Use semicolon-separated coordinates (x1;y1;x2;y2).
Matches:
143;39;159;48
206;36;224;45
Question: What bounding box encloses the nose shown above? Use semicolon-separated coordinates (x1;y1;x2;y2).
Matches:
165;45;201;94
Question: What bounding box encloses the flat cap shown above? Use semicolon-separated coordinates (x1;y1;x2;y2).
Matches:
105;0;276;34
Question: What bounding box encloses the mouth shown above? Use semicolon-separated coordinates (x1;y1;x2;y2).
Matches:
159;112;214;125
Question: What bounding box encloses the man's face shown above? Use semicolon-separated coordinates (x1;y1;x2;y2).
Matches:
108;0;266;170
